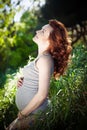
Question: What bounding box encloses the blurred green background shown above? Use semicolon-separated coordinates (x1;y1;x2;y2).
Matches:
0;0;87;130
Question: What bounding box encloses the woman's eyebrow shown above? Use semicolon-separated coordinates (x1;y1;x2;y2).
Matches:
42;28;46;31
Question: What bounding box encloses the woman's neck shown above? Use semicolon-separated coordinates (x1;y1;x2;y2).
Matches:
38;46;48;55
38;42;50;55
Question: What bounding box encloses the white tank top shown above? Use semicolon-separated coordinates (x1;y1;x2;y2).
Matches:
15;53;54;114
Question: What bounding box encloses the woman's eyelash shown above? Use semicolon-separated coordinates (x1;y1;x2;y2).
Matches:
42;29;46;33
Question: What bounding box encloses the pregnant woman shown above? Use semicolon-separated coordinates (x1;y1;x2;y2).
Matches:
6;19;72;130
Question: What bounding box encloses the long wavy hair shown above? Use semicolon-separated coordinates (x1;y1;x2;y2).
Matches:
47;19;72;79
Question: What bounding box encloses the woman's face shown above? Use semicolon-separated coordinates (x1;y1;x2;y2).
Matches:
33;24;53;44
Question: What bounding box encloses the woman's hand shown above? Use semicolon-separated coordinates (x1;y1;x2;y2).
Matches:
17;111;27;119
17;77;24;88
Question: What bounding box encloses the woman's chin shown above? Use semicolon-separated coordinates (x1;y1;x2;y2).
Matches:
32;38;38;44
32;37;35;42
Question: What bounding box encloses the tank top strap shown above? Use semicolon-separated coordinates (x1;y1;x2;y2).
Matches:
35;53;51;62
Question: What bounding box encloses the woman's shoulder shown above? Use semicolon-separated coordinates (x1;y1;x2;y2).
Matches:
37;53;54;67
38;53;53;61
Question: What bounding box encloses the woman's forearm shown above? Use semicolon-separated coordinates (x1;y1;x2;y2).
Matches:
18;93;47;118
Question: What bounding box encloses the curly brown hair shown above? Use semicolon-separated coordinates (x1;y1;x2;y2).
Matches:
47;19;72;79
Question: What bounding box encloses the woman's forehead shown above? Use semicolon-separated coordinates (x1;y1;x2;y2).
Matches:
42;24;53;30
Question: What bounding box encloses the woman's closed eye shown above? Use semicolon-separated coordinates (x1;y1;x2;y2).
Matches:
42;29;46;33
42;30;44;33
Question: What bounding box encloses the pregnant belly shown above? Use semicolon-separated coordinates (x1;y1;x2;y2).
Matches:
15;86;37;110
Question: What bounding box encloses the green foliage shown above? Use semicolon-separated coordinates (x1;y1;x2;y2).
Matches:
0;1;38;72
0;68;24;129
0;17;38;71
46;43;87;129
